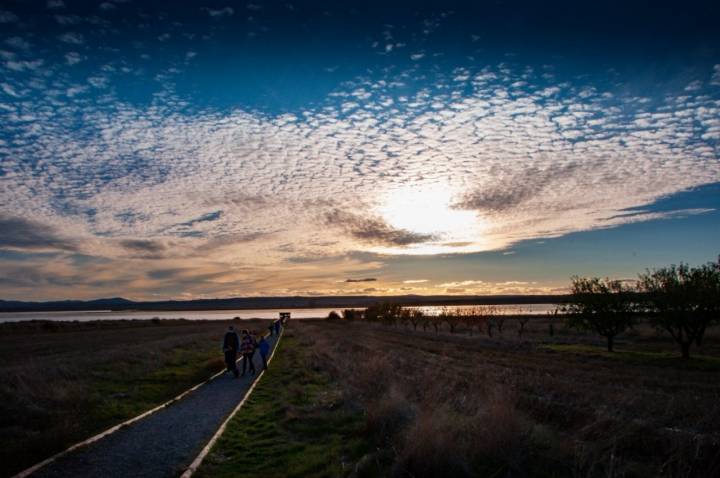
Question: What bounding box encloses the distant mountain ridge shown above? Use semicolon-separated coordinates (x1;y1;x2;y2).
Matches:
0;295;569;313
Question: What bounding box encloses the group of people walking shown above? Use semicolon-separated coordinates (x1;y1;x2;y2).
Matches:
222;319;283;379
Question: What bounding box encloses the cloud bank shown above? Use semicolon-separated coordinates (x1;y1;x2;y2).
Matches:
0;5;718;298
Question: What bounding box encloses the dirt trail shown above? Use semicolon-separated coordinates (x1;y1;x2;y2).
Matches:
27;332;280;478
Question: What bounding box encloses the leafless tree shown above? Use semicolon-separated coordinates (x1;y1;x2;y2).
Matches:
638;260;720;359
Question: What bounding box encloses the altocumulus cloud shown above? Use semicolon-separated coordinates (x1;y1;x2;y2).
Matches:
1;50;719;295
324;209;437;247
0;214;78;251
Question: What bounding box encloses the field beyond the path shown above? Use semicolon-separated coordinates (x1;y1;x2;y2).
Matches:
0;318;268;478
291;318;720;477
3;315;719;477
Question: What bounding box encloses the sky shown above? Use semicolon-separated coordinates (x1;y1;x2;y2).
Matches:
0;0;719;301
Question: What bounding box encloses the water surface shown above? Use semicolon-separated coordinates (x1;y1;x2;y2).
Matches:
0;303;561;323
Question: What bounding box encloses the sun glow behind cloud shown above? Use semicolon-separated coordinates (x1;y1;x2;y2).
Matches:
375;183;489;255
1;60;719;300
0;1;718;299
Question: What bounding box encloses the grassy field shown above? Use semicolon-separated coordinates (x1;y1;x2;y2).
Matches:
0;318;268;478
3;315;719;477
286;317;720;477
196;329;374;478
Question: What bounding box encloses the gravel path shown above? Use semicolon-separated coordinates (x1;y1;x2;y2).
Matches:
30;333;280;478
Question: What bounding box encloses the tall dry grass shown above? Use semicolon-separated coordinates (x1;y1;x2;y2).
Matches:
299;319;720;477
306;328;536;477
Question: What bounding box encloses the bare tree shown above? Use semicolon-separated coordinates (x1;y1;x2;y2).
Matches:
547;307;559;336
406;309;424;331
440;307;462;334
516;311;531;337
459;308;478;335
476;305;499;337
431;315;441;333
638;260;720;359
494;314;507;335
564;277;637;352
420;313;432;332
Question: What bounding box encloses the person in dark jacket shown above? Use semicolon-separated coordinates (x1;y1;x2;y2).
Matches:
222;326;239;378
239;329;256;376
274;320;281;336
258;336;270;370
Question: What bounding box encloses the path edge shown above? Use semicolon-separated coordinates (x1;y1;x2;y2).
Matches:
180;327;285;478
11;332;273;478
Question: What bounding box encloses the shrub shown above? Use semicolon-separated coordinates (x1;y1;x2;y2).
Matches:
395;405;472;477
366;384;414;444
342;309;363;321
365;302;402;325
327;310;341;320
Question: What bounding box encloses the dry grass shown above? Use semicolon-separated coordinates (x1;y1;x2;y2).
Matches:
297;318;720;477
0;318;269;477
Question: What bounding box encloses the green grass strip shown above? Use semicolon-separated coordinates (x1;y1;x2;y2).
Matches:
196;335;371;478
543;344;720;370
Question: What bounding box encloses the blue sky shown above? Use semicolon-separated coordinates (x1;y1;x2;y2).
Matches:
0;0;718;300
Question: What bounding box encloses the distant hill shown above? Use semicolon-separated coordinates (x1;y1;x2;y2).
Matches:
0;295;569;313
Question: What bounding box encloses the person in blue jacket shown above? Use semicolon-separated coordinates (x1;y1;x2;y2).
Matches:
258;336;270;370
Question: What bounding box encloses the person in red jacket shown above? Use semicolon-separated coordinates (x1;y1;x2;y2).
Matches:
239;329;256;376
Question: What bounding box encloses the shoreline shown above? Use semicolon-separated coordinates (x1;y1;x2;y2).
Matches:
0;294;569;314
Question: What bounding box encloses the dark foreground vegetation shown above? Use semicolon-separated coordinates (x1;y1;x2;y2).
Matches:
0;318;268;478
295;259;720;476
298;316;720;477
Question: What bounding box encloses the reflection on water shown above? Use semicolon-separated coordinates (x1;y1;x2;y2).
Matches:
410;304;560;316
0;303;561;323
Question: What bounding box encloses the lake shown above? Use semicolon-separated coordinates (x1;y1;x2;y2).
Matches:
0;303;561;323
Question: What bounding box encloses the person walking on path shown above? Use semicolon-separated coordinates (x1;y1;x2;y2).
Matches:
257;336;270;370
222;326;239;378
274;320;281;336
268;323;275;336
239;329;256;376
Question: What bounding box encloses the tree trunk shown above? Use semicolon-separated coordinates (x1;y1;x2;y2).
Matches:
681;341;691;359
